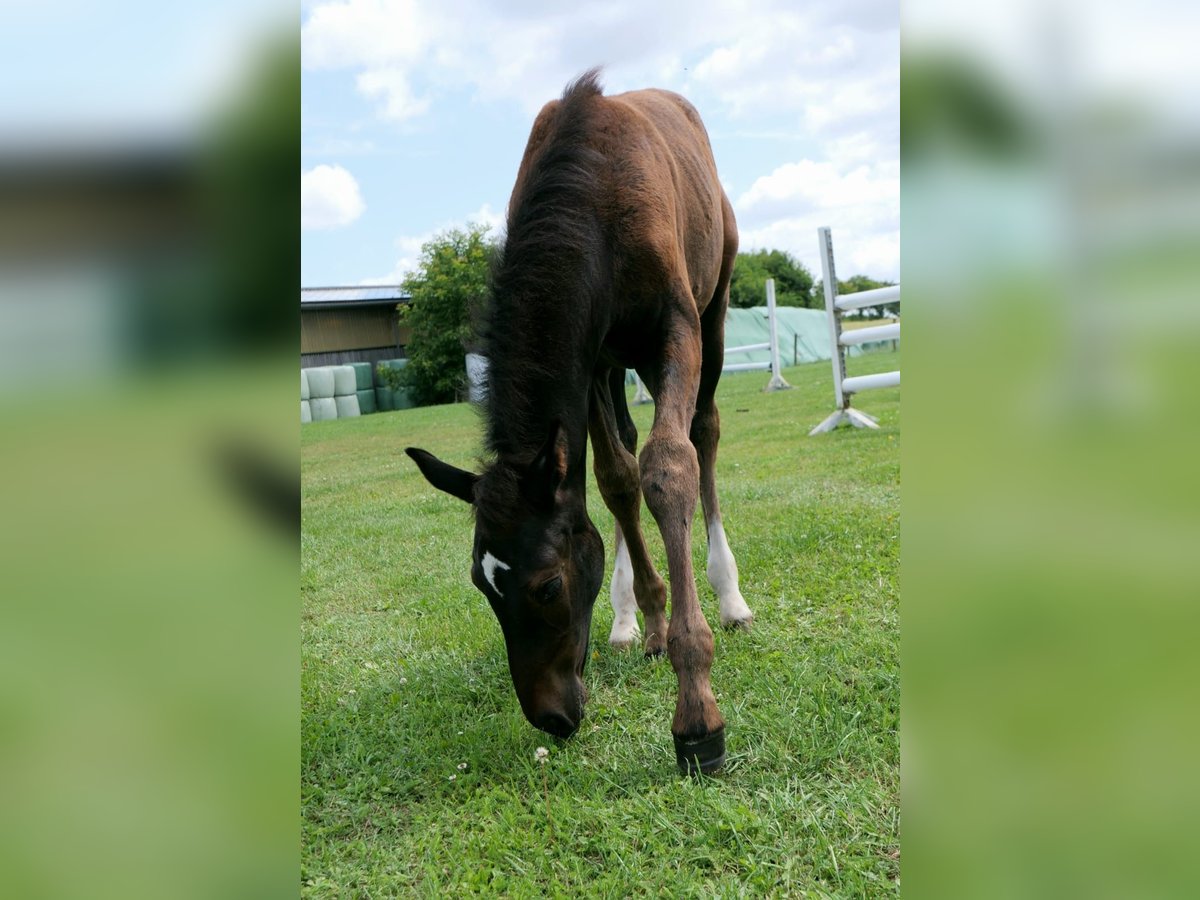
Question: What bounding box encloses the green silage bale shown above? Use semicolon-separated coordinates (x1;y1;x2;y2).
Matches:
351;362;373;391
375;386;394;411
356;388;376;414
392;387;414;410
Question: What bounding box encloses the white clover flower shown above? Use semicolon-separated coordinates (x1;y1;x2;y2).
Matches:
457;762;468;771
535;746;549;763
448;774;456;781
398;677;408;685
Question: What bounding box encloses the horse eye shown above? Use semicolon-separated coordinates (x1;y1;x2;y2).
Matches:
535;576;563;604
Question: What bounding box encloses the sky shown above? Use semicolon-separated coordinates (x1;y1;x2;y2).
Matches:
301;0;899;289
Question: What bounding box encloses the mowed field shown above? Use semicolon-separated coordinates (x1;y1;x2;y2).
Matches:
302;350;900;897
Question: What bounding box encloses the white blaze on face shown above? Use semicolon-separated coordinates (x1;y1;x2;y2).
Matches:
481;551;511;597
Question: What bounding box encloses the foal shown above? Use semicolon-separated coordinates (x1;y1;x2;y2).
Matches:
407;70;752;774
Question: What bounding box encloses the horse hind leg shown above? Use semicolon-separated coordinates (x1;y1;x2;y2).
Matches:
693;268;753;629
588;370;669;655
691;387;753;630
607;522;639;649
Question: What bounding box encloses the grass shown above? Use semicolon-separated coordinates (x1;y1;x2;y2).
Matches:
302;350;900;897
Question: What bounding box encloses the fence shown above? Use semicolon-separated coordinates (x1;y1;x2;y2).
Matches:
629;277;791;404
809;226;900;435
724;278;791;391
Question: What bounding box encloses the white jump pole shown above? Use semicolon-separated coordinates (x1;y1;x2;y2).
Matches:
809;227;900;435
763;278;791;392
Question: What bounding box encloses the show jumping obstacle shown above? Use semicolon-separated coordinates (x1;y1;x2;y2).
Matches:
809;227;900;435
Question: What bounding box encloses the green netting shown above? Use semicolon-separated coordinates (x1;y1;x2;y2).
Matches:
305;367;335;399
721;307;864;370
301;400;311;423
300;370;310;400
309;397;337;421
332;365;357;396
335;394;361;418
356;388;377;414
350;362;373;391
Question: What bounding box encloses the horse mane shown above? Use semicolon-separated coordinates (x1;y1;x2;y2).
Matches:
479;68;609;469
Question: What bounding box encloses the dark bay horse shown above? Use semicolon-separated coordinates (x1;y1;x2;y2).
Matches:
406;69;752;775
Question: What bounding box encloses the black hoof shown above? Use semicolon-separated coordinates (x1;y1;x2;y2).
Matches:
674;728;726;776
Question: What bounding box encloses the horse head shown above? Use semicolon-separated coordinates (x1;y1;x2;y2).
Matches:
406;423;604;738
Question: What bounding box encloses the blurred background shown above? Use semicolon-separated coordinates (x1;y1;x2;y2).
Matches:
903;0;1200;896
0;3;296;898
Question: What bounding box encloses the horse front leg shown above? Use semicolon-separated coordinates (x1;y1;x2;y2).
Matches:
639;320;726;775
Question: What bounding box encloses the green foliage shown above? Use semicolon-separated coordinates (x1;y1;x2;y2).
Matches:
729;249;815;309
838;274;899;319
374;362;404;391
302;352;900;896
399;224;495;406
902;53;1034;162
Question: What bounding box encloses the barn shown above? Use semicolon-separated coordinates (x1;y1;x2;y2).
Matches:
300;286;411;369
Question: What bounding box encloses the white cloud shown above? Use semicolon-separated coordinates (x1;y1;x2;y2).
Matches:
300;0;897;122
355;68;430;121
737;159;899;223
360;203;506;285
301;164;366;230
302;0;899;285
735;159;899;281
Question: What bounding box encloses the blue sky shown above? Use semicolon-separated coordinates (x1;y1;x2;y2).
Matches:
301;0;899;288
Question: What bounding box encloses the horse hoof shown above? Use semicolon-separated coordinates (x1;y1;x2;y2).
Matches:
674;728;726;776
609;636;639;652
643;634;666;658
721;614;753;632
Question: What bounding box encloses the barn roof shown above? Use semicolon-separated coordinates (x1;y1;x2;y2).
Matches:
301;286;410;309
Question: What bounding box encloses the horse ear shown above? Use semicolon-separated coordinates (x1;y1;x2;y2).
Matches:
525;421;567;507
405;447;478;504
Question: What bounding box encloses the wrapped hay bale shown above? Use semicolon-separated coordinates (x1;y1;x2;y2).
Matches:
335;394;361;418
301;370;310;400
309;397;338;421
301;400;312;423
350;362;374;391
356;388;377;414
306;367;336;399
332;365;357;397
392;387;414;410
375;386;394;412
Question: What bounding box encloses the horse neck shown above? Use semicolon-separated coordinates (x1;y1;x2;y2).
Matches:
485;310;594;488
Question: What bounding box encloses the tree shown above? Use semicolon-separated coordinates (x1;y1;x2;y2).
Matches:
728;249;815;309
399;224;495;406
837;275;899;319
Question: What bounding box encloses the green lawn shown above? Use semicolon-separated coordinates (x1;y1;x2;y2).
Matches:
302;350;900;897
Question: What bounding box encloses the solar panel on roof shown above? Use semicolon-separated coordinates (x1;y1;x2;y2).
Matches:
300;286;410;304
